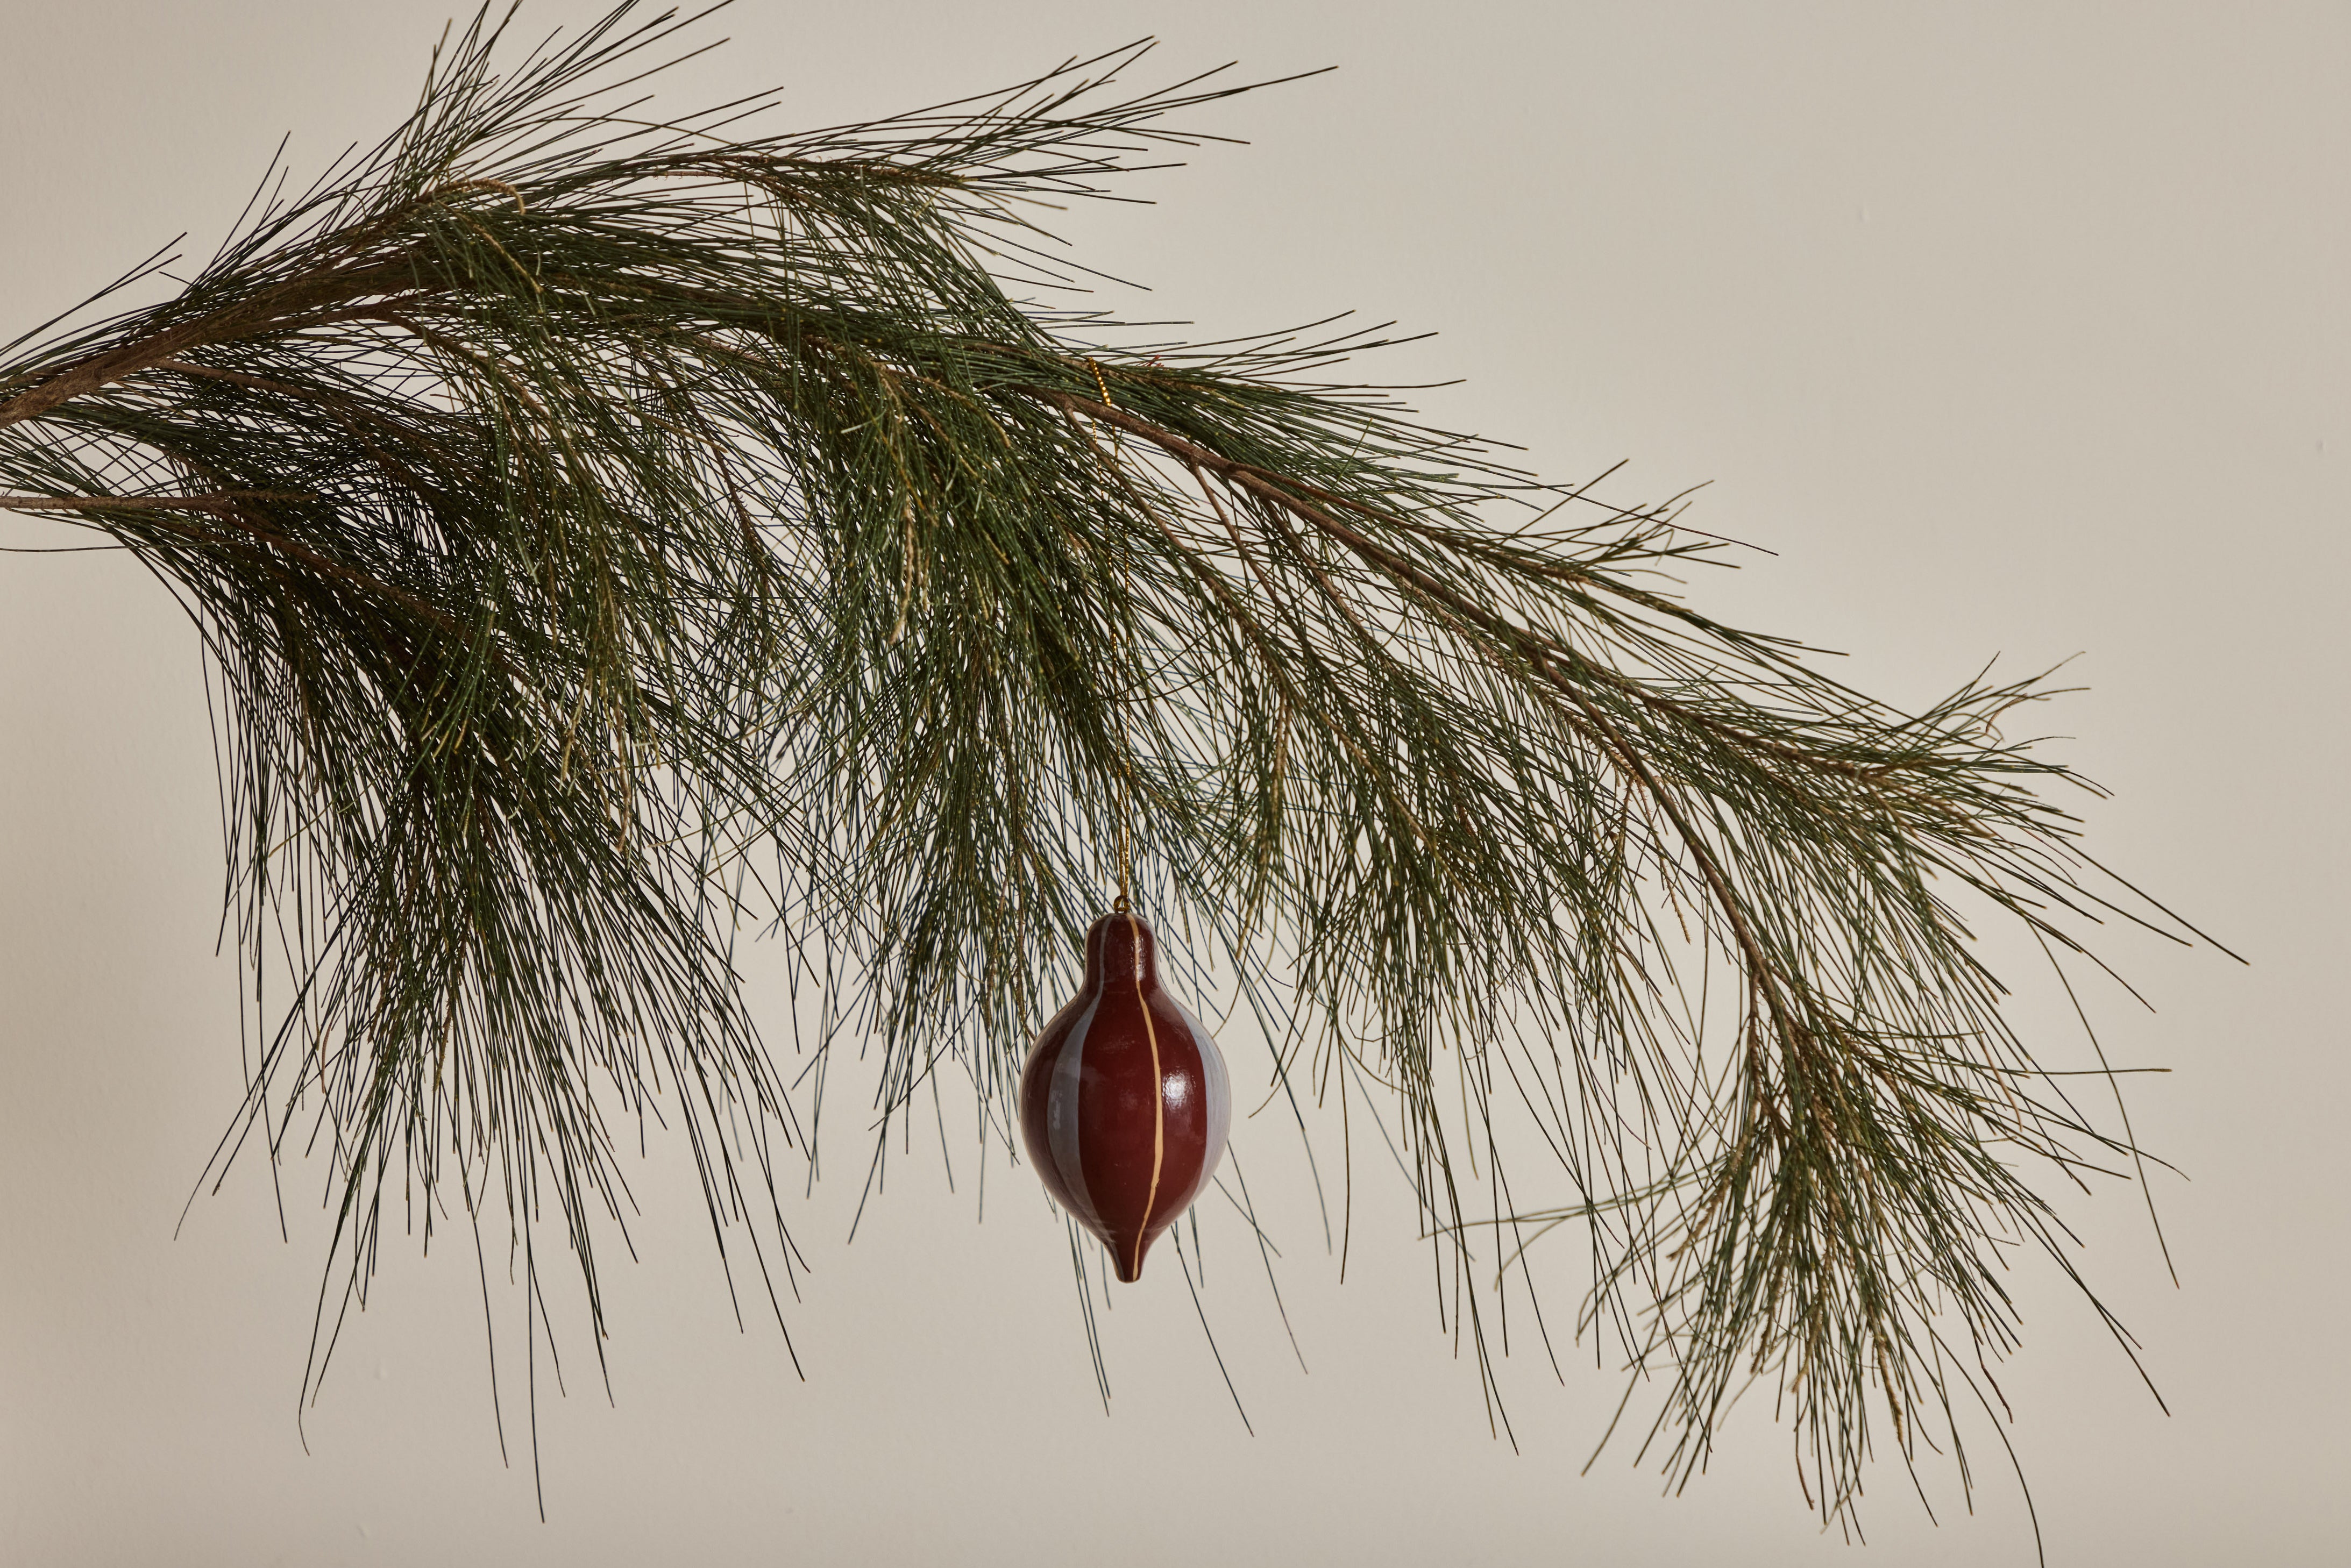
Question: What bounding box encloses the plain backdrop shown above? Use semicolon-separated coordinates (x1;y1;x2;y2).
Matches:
3;2;2345;1564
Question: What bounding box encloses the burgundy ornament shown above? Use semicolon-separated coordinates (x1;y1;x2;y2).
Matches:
1020;911;1232;1282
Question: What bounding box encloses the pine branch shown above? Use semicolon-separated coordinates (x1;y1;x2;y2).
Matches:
0;1;2217;1531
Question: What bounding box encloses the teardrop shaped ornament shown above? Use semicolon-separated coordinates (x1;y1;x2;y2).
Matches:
1019;911;1232;1282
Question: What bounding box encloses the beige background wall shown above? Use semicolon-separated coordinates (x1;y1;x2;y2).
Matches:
3;2;2345;1563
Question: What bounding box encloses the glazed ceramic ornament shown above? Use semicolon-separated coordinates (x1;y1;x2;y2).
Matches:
1020;911;1232;1281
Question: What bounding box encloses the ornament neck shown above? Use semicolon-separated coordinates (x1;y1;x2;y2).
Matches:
1082;910;1160;992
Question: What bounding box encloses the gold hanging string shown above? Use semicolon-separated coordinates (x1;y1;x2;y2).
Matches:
1090;358;1134;914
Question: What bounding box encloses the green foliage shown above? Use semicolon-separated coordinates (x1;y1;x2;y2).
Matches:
0;1;2220;1534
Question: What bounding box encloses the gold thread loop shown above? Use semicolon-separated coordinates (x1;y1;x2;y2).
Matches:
1089;359;1136;916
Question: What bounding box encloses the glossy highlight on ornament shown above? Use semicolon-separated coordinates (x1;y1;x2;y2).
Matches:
1019;911;1231;1282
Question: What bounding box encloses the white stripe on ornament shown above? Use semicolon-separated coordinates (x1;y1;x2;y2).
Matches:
1048;991;1103;1230
1174;999;1231;1190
